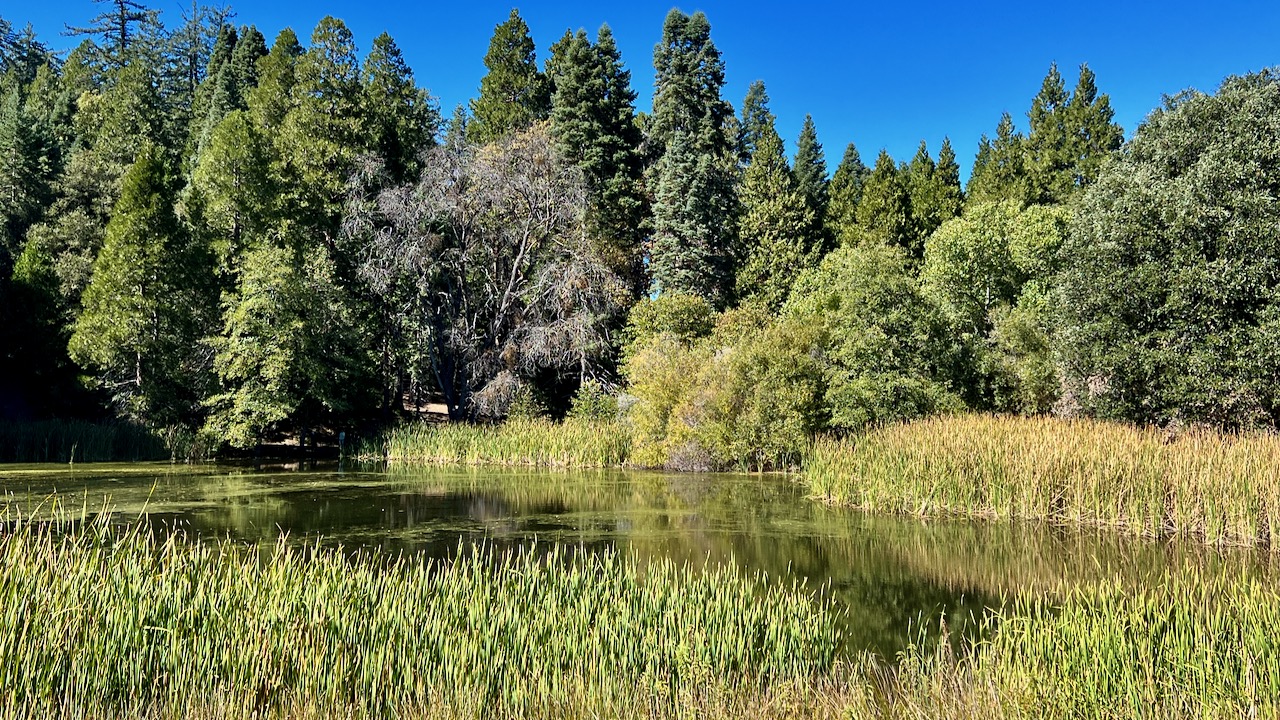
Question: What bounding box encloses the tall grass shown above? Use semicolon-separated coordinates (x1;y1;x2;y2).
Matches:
0;419;171;463
372;417;631;468
883;569;1280;719
0;514;842;717
806;415;1280;548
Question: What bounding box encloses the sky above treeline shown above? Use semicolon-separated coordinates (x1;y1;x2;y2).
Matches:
14;1;1280;181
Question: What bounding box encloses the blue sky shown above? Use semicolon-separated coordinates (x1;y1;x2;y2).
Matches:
12;1;1280;181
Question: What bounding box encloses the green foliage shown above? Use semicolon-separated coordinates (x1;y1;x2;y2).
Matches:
966;112;1027;206
787;244;961;431
468;9;549;145
736;79;774;165
922;201;1067;413
1058;69;1280;429
850;150;913;252
567;379;619;422
622;292;716;354
190;110;275;275
362;32;438;183
735;130;817;311
826;142;868;239
648;9;737;307
792;114;829;247
204;243;373;448
1025;63;1124;203
68;144;215;426
547;25;647;298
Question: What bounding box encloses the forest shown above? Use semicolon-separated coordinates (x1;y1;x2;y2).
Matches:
2;1;1279;465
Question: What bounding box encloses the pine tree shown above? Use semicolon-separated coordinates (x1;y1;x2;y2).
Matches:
247;28;302;134
906;139;963;253
826;142;868;241
1066;63;1123;190
853;150;913;252
362;33;438;184
278;16;364;240
0;86;44;273
468;9;549;145
737;79;774;166
1025;63;1073;203
191;109;274;275
69;144;214;425
966;112;1027;205
547;25;647;297
204;242;373;448
792;114;828;251
736;130;815;310
24;61;167;306
648;9;737;306
64;0;160;70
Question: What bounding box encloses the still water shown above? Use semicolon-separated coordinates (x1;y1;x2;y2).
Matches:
0;461;1271;658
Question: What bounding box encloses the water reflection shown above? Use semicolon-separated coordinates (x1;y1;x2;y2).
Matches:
0;462;1272;658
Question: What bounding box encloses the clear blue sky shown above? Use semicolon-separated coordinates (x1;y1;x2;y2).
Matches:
12;1;1280;181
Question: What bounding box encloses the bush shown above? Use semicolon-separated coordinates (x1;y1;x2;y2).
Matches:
1058;69;1280;429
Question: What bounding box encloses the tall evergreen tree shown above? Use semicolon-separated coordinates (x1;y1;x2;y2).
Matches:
853;150;913;254
737;79;774;166
648;9;737;306
24;61;166;307
547;25;647;297
246;28;301;134
64;0;161;71
826;141;868;240
468;9;549;145
0;86;45;272
278;16;364;240
792;114;828;251
1066;63;1123;190
68;144;214;425
361;32;438;184
966;112;1027;205
736;130;815;310
907;138;963;251
1024;63;1073;203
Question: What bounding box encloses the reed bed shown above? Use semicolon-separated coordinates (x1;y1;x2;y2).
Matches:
0;515;843;718
0;419;172;463
806;415;1280;547
373;417;631;468
883;569;1280;719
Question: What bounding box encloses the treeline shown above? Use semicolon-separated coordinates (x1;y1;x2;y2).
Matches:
1;4;1278;459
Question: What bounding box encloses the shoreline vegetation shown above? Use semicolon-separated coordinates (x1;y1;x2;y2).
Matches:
0;516;1273;719
366;413;1280;550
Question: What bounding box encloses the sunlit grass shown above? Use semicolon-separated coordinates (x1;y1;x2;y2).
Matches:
0;513;841;717
805;415;1280;548
370;417;631;468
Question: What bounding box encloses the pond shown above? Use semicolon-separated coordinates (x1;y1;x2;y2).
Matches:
0;461;1271;659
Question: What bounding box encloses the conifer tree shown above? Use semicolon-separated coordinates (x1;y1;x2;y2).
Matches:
907;138;963;250
0;86;44;272
736;130;815;310
64;0;160;70
278;16;364;239
1066;63;1123;190
853;150;913;252
1025;63;1072;203
69;144;214;425
966;112;1027;206
648;9;737;306
793;114;828;223
547;25;647;297
247;28;302;134
826;141;868;240
362;32;438;184
24;61;167;306
468;9;549;145
737;79;774;166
